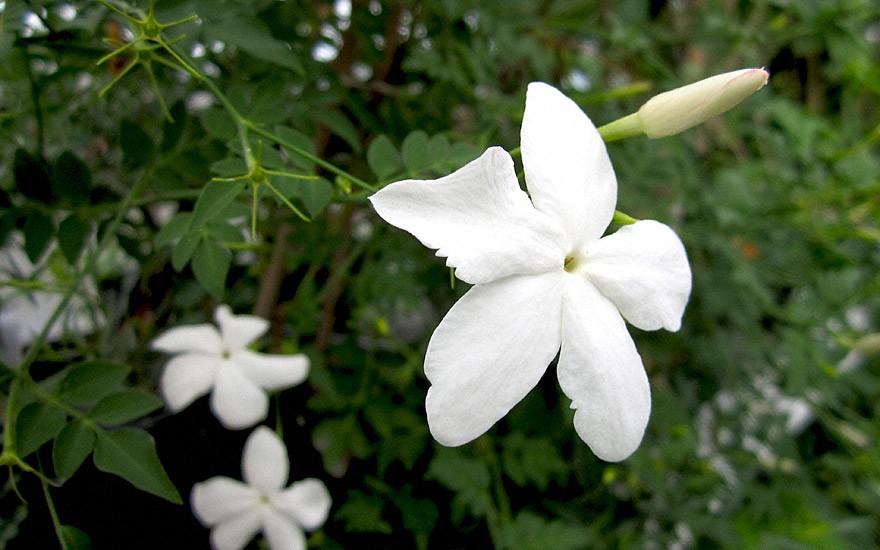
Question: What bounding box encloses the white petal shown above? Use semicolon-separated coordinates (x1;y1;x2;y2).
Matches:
215;305;269;351
209;507;262;550
261;507;307;550
521;82;617;249
557;277;651;462
425;272;564;446
151;324;223;355
242;426;289;493
369;147;566;284
211;363;269;430
273;478;332;531
191;477;260;526
234;350;310;391
159;354;219;412
582;220;691;331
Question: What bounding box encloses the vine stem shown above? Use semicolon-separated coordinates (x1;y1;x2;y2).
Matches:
39;457;69;550
1;163;153;470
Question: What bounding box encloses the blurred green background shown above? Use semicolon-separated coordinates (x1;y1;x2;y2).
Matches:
1;0;879;548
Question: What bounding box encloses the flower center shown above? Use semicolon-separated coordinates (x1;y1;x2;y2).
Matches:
221;349;231;359
564;255;578;273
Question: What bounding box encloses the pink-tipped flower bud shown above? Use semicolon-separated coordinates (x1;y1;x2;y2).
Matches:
638;68;769;138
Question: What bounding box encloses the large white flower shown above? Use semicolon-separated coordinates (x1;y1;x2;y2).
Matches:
151;305;309;429
191;426;332;550
369;82;692;461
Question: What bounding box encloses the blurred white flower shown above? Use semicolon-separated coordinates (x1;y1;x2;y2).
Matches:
151;305;309;429
191;426;331;550
0;235;100;366
370;82;692;461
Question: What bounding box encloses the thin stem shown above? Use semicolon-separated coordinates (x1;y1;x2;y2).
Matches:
247;124;376;192
39;461;69;550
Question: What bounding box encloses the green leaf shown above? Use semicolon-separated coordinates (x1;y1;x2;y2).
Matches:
301;178;334;216
16;402;67;458
445;142;482;169
274;126;316;171
209;157;248;177
201;107;237;141
334;491;392;534
14;148;54;203
93;427;182;504
367;135;402;181
119;119;155;166
501;433;568;490
315;109;361;152
426;447;491;520
160;102;187;152
171;233;201;271
394;492;439;535
52;151;92;205
53;418;96;480
206;221;246;244
204;19;303;73
22;211;54;263
426;134;450;162
60;525;92;550
58;361;130;407
191;180;247;231
155;212;193;248
90;389;163;426
57;213;91;264
313;416;371;476
402;130;430;174
499;511;594;550
191;237;231;299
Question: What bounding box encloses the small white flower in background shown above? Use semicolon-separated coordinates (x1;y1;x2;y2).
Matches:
0;235;100;366
191;426;332;550
151;305;309;429
638;68;769;137
370;82;691;461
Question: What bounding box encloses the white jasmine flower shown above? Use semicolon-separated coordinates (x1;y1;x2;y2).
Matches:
152;306;309;429
191;426;332;550
369;82;691;461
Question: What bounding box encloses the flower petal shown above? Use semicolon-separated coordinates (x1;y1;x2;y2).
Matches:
369;147;566;285
235;350;310;391
242;426;289;493
215;305;269;351
191;477;260;526
209;507;262;550
273;478;332;531
557;276;651;462
521;82;617;249
151;324;223;355
261;508;306;550
582;220;691;332
425;272;564;446
159;354;219;412
211;363;269;429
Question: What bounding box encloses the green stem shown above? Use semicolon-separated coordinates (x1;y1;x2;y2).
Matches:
597;112;644;142
247;123;376;192
39;460;69;550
